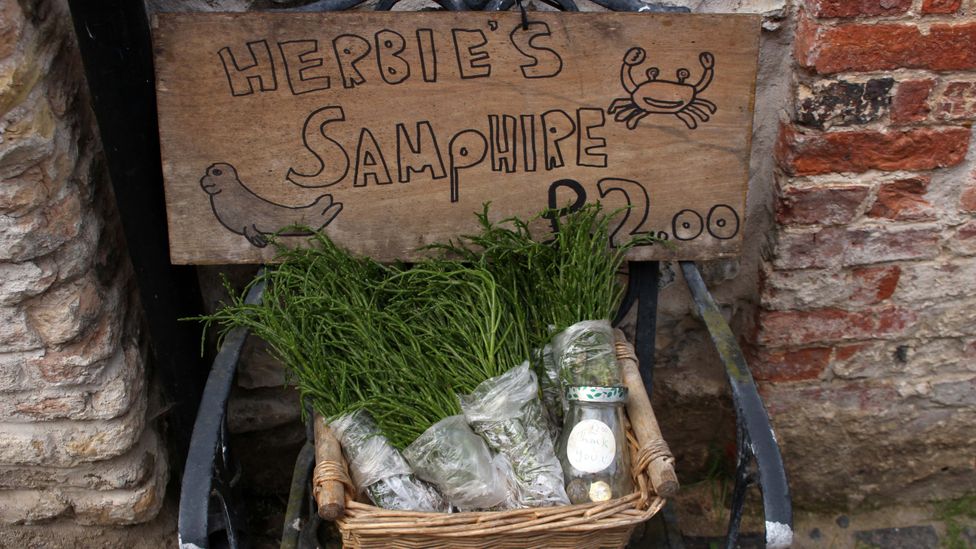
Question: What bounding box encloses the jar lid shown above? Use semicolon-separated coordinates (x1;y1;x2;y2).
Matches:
566;386;628;403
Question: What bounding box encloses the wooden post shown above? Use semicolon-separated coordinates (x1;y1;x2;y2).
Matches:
615;330;679;498
313;415;349;520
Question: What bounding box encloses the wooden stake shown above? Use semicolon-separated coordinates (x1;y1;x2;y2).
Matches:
615;329;679;498
313;415;349;520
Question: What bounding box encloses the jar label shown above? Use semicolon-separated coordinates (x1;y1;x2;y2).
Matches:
566;419;616;473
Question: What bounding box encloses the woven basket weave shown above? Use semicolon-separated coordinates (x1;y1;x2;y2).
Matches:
313;334;675;549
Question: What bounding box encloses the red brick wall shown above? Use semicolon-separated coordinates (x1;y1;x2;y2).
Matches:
755;0;976;507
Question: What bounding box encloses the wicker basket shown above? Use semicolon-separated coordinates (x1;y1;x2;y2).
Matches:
312;330;677;549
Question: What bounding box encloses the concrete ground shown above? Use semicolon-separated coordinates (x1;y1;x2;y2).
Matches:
1;484;972;548
655;481;976;549
0;498;177;549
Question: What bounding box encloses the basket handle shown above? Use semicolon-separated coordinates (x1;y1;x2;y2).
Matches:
614;329;679;498
312;416;354;520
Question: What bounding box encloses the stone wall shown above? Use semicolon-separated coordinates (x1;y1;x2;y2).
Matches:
754;0;976;509
0;1;166;525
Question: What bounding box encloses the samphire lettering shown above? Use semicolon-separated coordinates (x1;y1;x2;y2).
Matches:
289;105;607;203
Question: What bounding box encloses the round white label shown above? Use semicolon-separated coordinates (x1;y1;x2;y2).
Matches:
566;419;616;473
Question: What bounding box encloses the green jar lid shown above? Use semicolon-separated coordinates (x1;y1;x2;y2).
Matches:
566;385;628;403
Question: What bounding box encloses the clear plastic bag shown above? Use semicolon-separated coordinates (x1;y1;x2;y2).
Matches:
403;415;510;512
552;320;621;387
533;344;564;442
459;362;570;507
330;410;449;512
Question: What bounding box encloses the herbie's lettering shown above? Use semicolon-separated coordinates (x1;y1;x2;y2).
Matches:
217;22;572;97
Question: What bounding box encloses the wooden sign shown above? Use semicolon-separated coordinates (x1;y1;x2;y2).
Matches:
154;12;760;264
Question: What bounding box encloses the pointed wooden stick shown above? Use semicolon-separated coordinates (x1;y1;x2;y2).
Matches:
615;329;679;498
312;415;349;520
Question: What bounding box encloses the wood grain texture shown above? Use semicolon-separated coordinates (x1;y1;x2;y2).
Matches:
313;416;349;520
153;12;759;264
614;329;678;498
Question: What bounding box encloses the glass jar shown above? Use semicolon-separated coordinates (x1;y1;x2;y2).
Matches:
556;386;634;504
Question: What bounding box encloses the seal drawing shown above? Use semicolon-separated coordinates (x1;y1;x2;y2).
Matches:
607;47;716;130
200;163;343;247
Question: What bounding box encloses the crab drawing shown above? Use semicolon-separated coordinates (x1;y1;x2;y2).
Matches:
607;47;716;130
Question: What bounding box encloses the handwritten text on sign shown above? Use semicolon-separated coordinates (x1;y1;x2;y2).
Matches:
154;12;760;264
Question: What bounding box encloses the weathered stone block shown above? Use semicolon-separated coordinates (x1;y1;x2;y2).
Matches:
769;377;976;505
776;184;869;225
237;335;287;389
0;1;25;59
45;213;99;285
0;428;159;491
796;79;892;129
777;124;970;176
831;338;976;379
949;220;976;256
795;20;976;74
0;49;44;119
866;177;937;222
88;340;144;420
227;385;301;433
761;263;901;310
0;186;83;263
0;305;42;352
749;346;831;382
910;297;976;338
71;443;168;526
0;259;57;306
772;227;846;270
803;0;912;18
935;81;976;122
756;305;916;346
0;490;70;524
0;386;146;467
890;79;935;124
0;166;54;216
897;260;976;302
25;274;102;346
961;182;976;213
28;304;123;386
7;392;88;421
841;226;941;266
929;376;976;407
921;0;962;13
0;94;58;179
0;350;36;393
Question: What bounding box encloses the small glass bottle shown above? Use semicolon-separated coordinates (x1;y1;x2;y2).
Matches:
557;386;634;504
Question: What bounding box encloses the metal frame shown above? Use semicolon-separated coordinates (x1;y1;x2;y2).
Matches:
67;2;792;548
178;276;267;549
680;262;793;549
